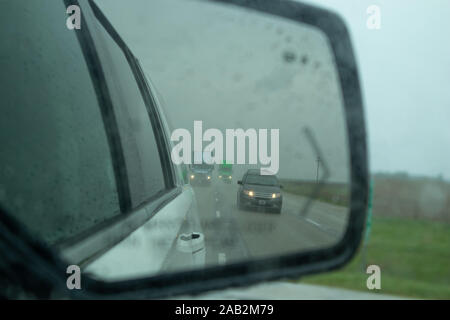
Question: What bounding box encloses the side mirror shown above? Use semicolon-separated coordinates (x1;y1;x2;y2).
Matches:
1;0;368;300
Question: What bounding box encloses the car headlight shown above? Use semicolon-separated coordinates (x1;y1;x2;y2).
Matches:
207;176;211;180
219;175;222;178
229;176;232;179
190;175;195;179
272;192;281;198
243;190;254;197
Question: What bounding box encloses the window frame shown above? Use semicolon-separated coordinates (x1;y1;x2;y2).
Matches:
88;0;178;194
63;0;131;215
57;0;182;265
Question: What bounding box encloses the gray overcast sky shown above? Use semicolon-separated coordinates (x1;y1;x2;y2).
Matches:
302;0;450;179
98;0;450;180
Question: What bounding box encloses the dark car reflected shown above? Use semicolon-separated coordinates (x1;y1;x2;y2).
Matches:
237;169;283;214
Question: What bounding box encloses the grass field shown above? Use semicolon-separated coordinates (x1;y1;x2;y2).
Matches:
299;216;450;299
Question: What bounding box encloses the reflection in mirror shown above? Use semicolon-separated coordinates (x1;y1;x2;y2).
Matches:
83;0;351;281
0;0;351;283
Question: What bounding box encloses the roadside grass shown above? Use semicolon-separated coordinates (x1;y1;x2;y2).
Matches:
280;179;349;207
299;216;450;299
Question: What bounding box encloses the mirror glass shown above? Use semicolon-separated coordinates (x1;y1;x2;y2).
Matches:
88;0;350;280
0;0;351;282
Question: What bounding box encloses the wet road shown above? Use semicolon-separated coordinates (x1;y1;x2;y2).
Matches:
192;179;349;267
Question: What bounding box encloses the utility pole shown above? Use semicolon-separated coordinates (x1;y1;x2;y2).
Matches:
316;156;321;183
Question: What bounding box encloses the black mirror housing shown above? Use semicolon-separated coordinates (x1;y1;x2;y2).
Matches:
0;0;368;300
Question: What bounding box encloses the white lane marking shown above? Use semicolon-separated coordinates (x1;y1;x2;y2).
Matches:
305;217;339;238
216;210;221;218
306;218;321;228
218;253;226;265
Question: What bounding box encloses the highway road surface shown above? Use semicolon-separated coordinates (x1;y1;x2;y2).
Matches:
192;178;349;267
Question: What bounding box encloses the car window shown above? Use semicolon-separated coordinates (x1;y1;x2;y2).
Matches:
0;1;120;245
93;20;167;208
244;175;279;186
191;164;214;170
